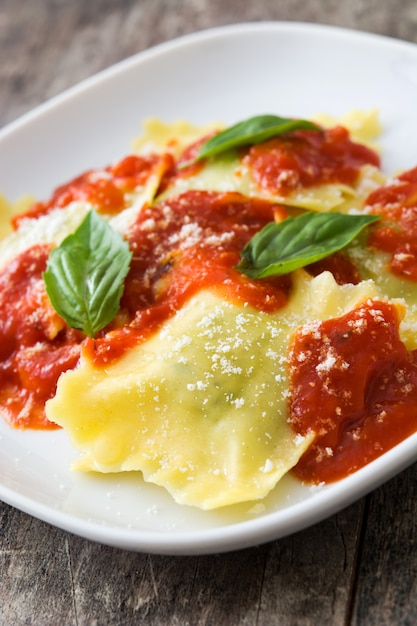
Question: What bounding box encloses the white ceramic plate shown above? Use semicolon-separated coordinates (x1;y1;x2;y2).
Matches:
1;22;417;555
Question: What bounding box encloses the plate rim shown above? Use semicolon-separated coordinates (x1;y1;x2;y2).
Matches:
1;430;417;555
1;20;416;140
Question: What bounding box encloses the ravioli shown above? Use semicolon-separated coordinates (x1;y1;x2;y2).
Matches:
46;272;380;509
0;153;168;274
312;108;382;149
159;150;357;212
344;167;417;349
132;117;223;158
0;193;36;244
155;111;382;212
347;243;417;349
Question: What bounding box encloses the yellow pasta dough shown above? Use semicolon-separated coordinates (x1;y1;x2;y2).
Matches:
46;272;382;509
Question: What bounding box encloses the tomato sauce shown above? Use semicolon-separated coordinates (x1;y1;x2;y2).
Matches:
0;245;84;429
12;154;174;227
306;251;362;285
366;166;417;280
244;126;380;195
289;299;417;483
85;190;292;364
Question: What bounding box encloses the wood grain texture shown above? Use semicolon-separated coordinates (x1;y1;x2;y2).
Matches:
351;464;417;626
1;1;417;624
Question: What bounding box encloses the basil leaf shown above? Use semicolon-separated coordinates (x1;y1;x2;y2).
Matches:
236;212;380;279
187;114;321;165
43;210;132;338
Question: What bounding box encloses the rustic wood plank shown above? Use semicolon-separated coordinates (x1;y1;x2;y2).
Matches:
0;499;363;625
66;536;267;625
257;503;364;626
351;463;417;625
1;1;417;625
0;506;76;625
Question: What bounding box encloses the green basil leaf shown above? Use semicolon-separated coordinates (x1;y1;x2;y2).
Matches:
43;210;132;338
236;212;380;279
185;114;321;166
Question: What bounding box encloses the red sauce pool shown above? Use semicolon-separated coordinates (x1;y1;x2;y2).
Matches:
12;154;174;227
85;191;292;364
289;299;417;483
244;126;380;195
0;245;83;429
367;166;417;280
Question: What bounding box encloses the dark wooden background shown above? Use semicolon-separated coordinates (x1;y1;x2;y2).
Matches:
1;1;417;624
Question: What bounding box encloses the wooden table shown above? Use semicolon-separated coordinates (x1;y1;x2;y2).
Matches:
1;1;417;624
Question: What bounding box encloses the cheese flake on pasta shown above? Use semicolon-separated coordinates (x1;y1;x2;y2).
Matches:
46;272;382;509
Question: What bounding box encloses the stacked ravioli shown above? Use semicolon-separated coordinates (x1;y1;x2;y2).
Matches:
2;111;417;509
